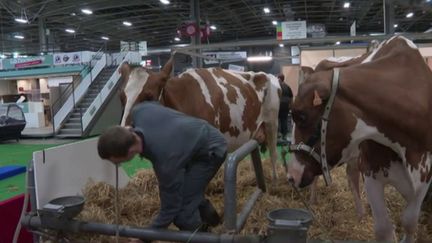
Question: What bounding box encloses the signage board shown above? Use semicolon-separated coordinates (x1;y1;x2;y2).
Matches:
277;21;307;40
53;52;82;65
203;51;247;64
2;55;53;69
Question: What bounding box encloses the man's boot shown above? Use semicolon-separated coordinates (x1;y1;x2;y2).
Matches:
199;199;221;227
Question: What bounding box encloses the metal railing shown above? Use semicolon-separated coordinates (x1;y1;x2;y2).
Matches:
224;140;266;233
50;44;107;135
80;52;130;131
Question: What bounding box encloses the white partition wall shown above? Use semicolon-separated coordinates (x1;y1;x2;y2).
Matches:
33;137;129;209
300;49;333;68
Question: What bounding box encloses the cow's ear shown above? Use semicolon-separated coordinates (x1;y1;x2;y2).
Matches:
161;56;174;77
300;66;314;83
301;66;314;75
313;90;323;106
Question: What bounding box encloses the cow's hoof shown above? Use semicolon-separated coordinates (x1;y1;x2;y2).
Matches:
399;234;414;243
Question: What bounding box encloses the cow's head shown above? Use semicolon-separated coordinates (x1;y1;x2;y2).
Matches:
119;58;173;126
287;68;355;188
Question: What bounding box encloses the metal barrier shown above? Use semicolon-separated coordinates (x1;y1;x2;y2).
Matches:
22;139;268;242
224;139;266;233
22;216;261;243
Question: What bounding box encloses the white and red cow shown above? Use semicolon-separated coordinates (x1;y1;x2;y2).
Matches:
119;59;281;180
288;35;432;243
302;52;372;219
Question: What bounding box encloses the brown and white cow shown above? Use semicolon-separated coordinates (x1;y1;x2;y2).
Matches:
119;59;281;180
288;35;432;242
302;53;372;219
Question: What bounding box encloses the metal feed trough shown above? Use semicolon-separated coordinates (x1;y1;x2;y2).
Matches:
21;140;312;243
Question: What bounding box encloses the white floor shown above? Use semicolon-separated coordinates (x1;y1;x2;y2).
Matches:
21;125;54;138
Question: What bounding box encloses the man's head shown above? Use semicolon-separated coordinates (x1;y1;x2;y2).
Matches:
278;74;285;83
97;126;142;164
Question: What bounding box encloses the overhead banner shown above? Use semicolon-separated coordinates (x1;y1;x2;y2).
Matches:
2;55;53;69
350;21;356;37
203;51;247;64
53;52;82;65
277;21;307;40
139;41;147;56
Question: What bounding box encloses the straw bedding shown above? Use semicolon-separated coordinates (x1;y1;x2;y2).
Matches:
56;158;431;243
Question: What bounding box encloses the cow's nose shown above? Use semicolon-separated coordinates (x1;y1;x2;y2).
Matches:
287;175;295;185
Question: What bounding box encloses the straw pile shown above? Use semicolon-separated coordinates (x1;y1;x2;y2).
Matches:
58;158;431;243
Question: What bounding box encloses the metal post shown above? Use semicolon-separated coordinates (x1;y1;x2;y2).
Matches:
236;189;262;231
383;0;395;35
224;140;265;232
251;148;266;192
50;105;55;136
38;17;47;53
190;0;202;68
27;159;39;243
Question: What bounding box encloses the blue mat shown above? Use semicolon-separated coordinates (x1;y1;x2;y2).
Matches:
0;165;26;180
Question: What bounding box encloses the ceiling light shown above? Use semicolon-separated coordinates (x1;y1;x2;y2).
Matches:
394;24;398;28
14;18;28;24
65;28;75;33
40;52;44;56
14;35;24;39
335;41;341;45
272;20;278;25
81;9;93;15
0;54;6;59
71;12;76;16
427;0;430;2
101;36;109;40
279;43;284;47
406;12;414;18
369;32;384;36
174;37;180;41
123;21;132;26
160;0;170;4
247;56;272;62
210;25;217;30
13;52;19;58
263;7;270;14
343;2;350;8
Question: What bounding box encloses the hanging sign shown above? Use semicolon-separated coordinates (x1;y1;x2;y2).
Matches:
277;21;307;40
139;41;147;56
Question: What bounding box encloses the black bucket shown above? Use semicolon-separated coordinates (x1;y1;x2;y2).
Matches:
39;196;85;227
266;208;313;243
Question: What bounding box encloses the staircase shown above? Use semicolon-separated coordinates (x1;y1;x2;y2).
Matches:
56;66;118;138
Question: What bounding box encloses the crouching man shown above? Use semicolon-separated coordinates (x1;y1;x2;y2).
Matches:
97;101;227;232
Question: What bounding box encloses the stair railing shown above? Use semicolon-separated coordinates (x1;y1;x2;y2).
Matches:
51;44;107;135
50;74;83;135
80;51;134;132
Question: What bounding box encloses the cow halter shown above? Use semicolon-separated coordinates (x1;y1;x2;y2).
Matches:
289;68;340;186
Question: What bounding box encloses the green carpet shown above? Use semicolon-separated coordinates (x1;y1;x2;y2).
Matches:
0;144;57;201
0;144;57;167
0;142;289;202
0;143;153;201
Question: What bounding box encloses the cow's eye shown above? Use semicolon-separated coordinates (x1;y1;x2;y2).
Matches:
292;110;308;125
